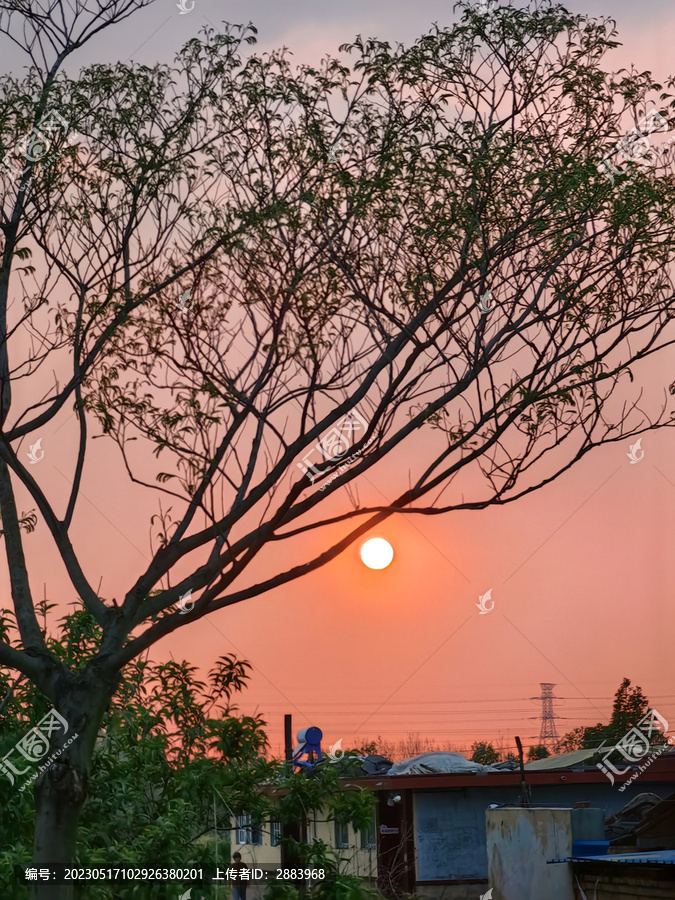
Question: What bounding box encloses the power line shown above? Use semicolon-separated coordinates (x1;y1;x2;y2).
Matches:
258;694;675;707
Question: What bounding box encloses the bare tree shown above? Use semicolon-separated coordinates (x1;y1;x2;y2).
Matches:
1;0;675;894
361;733;461;762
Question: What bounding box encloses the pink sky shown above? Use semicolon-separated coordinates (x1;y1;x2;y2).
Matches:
4;0;675;759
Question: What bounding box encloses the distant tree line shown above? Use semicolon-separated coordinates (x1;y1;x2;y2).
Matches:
358;678;655;766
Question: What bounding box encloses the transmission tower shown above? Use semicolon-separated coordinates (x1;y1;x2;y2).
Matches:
534;683;560;749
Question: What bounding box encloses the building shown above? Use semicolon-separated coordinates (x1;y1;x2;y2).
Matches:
224;807;378;881
222;751;675;898
551;790;675;899
345;751;675;898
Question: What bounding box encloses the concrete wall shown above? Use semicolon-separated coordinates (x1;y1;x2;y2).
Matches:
411;782;673;884
485;807;604;900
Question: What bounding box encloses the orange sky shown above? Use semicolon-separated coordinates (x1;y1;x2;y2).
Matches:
4;0;675;759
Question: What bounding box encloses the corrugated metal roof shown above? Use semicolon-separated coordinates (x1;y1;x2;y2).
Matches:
549;850;675;866
524;748;600;771
344;755;675;789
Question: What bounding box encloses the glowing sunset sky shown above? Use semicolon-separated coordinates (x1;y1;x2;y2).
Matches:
4;0;675;759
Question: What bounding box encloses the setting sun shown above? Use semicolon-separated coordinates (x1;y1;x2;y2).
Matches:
360;537;394;570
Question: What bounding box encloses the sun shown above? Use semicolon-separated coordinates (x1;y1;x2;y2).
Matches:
360;537;394;570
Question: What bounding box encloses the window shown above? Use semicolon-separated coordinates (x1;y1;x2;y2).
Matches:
360;814;376;849
235;814;263;845
271;821;282;847
235;814;250;845
335;821;350;849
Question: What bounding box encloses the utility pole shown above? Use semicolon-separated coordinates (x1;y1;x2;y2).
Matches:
515;736;532;808
284;714;293;761
281;715;303;880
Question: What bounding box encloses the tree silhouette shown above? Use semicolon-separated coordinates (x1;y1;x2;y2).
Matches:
558;677;651;751
527;744;550;761
1;0;675;893
470;741;500;765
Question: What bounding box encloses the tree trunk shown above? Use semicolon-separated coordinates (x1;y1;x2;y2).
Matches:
32;774;85;900
30;687;112;900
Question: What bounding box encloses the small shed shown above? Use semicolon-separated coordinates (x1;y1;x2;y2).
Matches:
550;790;675;899
561;850;675;899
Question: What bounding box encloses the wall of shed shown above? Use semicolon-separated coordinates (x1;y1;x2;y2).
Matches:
485;807;604;900
412;782;672;883
575;869;675;899
414;790;487;879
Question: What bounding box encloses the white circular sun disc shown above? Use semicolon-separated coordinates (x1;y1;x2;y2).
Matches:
360;538;394;570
